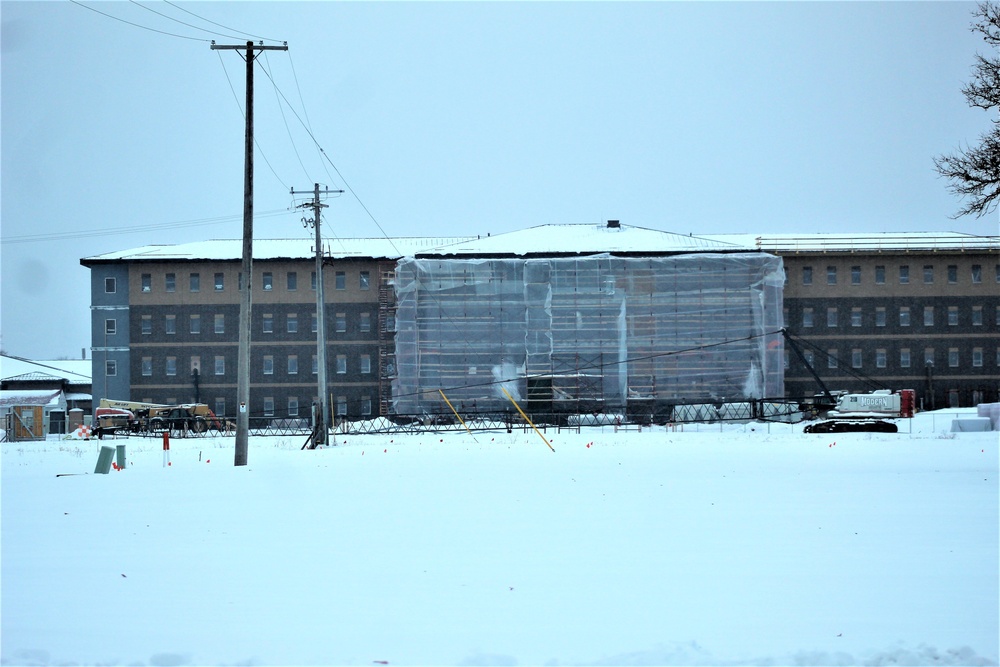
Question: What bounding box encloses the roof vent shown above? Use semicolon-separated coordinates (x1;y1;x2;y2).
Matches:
606;220;621;229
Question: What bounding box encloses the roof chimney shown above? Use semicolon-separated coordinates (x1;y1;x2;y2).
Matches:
606;220;620;229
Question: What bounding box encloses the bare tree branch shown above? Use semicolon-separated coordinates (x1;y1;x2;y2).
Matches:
935;2;1000;218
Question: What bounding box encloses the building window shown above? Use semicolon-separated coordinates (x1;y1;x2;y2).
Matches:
141;274;151;292
336;396;347;416
923;306;934;327
851;266;861;285
311;271;317;291
899;265;909;284
142;315;152;335
106;360;117;376
288;397;299;417
996;306;1000;326
312;355;318;375
948;348;959;368
360;312;371;333
361;396;372;416
804;350;814;368
923;265;934;284
142;357;152;376
924;348;934;367
263;355;274;375
215;356;225;375
287;271;297;291
166;357;177;376
875;307;886;327
827;266;837;285
238;272;243;291
262;272;273;291
971;264;982;284
783;350;790;370
947;265;958;283
899;307;910;327
336;354;347;374
900;348;911;368
190;273;200;292
105;319;116;335
105;277;116;293
827;307;837;328
360;271;370;290
215;398;226;418
947;306;959;326
263;397;274;417
287;314;298;333
165;273;175;292
972;306;983;326
215;314;225;334
336;313;346;333
263;314;274;334
190;314;200;334
288;355;298;375
190;356;200;375
851;308;862;327
802;266;813;285
802;308;814;328
972;347;983;368
876;349;886;368
335;271;346;290
165;315;176;335
361;354;371;374
875;265;885;284
215;272;224;291
311;313;318;333
852;349;862;369
827;350;838;369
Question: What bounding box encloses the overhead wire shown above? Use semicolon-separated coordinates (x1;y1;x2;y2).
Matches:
161;0;285;43
215;50;289;191
127;0;247;41
262;50;312;183
69;0;210;41
0;210;291;245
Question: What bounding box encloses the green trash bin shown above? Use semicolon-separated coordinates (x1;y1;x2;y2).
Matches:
116;444;126;470
95;445;115;474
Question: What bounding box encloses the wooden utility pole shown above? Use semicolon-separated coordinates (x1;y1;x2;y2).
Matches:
211;40;288;466
291;183;342;447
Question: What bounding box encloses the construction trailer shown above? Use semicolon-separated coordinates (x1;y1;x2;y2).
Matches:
392;252;784;420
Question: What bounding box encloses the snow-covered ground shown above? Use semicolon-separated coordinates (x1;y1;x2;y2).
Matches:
2;410;997;667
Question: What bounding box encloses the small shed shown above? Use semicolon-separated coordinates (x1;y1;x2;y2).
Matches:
1;389;66;441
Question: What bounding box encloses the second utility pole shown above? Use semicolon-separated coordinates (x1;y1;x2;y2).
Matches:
292;183;341;447
212;40;287;466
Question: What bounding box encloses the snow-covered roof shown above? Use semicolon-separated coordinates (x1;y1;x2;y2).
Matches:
0;389;63;408
415;223;747;257
701;232;999;253
81;237;476;263
0;356;91;383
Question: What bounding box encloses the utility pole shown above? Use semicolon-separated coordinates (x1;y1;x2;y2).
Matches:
291;183;342;447
211;40;288;466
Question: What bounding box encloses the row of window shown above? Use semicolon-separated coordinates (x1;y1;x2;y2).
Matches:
786;346;996;371
796;304;997;328
112;311;380;336
798;263;997;286
137;353;373;377
131;270;372;294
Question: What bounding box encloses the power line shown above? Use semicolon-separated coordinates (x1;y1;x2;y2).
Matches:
263;50;311;182
69;0;210;41
216;51;289;191
128;0;247;41
0;209;291;245
161;0;284;43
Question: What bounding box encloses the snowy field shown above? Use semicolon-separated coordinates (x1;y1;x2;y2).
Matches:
2;410;997;667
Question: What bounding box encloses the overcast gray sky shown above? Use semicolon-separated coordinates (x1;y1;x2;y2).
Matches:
1;1;996;360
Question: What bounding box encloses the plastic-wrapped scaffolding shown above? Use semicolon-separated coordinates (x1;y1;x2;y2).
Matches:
392;253;784;418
